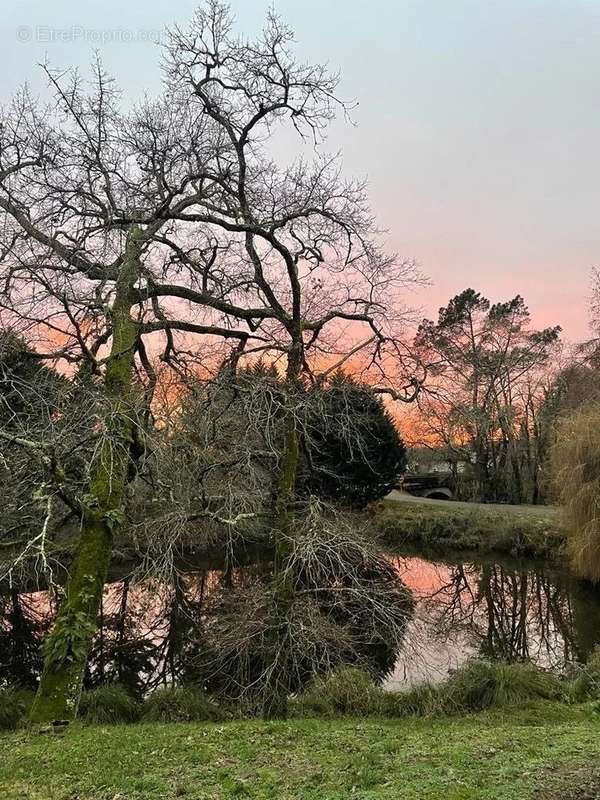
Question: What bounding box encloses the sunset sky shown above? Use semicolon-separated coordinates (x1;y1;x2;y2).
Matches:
3;0;599;341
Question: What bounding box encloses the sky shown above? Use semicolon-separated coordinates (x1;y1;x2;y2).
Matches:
3;0;600;341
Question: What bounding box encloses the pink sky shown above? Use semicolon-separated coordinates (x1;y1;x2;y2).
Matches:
2;0;598;341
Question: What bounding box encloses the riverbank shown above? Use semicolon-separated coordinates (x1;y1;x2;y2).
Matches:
376;492;563;559
1;703;598;799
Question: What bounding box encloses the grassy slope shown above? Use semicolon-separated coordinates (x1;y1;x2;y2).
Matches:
1;704;598;800
377;492;563;559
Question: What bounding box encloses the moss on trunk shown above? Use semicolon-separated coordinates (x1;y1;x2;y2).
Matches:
30;228;143;724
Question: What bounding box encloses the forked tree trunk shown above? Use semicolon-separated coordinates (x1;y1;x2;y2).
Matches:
30;228;143;723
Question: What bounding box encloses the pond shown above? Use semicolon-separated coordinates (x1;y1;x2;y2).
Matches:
2;551;600;690
386;552;600;687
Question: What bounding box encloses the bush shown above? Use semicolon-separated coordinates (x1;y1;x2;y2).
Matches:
0;688;34;730
380;663;558;719
563;673;593;704
141;687;224;723
78;685;140;725
587;646;600;673
442;660;561;712
302;373;407;509
293;667;385;716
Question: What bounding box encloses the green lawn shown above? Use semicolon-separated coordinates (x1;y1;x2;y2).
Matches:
1;704;598;799
386;490;560;519
378;492;562;559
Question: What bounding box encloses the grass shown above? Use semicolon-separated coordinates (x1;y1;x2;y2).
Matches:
5;659;587;731
294;663;565;719
0;688;34;731
1;703;599;799
78;685;141;725
293;667;390;717
376;492;563;559
142;686;224;723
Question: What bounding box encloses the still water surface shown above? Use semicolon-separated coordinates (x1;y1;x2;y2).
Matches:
4;552;600;689
386;553;600;687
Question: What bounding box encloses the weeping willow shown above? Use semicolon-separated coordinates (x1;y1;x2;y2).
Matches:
552;403;600;581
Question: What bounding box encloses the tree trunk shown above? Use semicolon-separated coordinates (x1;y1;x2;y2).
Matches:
8;588;33;688
263;343;302;719
474;437;490;502
116;578;130;686
30;228;143;724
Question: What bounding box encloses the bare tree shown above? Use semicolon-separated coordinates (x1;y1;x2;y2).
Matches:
159;3;423;714
0;49;262;722
0;2;421;722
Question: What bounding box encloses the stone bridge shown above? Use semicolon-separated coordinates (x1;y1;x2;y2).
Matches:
398;473;454;501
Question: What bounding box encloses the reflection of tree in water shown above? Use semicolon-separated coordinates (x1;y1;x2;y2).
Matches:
83;578;160;698
393;556;600;672
2;561;413;696
562;576;600;663
82;572;224;695
0;574;216;695
4;557;599;692
180;558;413;704
478;564;574;666
0;589;53;689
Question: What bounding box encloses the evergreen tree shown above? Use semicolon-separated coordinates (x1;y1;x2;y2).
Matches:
302;373;407;508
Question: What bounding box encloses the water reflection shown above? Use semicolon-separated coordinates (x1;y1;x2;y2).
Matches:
2;554;600;692
386;555;600;687
0;588;51;689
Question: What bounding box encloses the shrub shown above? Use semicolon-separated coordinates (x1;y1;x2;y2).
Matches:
78;685;140;725
293;667;385;716
384;661;561;718
563;673;593;704
141;687;224;723
302;373;407;509
0;688;34;730
442;660;561;712
588;646;600;674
